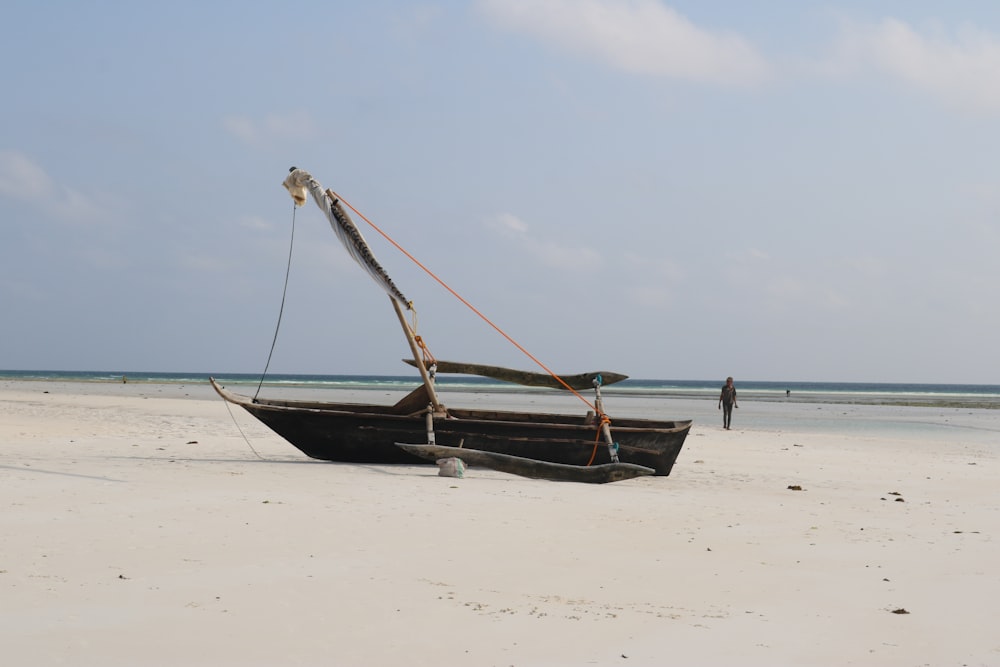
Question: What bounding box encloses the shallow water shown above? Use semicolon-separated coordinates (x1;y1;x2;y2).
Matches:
3;375;998;449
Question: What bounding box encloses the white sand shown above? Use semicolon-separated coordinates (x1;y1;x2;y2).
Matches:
2;382;998;666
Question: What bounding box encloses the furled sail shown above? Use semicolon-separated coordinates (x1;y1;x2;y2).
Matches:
282;167;409;308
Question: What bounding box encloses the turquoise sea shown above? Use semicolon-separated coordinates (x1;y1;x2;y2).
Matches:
1;369;998;409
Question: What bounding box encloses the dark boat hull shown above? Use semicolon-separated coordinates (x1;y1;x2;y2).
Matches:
211;380;691;476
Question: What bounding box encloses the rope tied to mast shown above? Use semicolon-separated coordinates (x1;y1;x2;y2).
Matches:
283;167;619;457
253;200;298;402
331;189;603;413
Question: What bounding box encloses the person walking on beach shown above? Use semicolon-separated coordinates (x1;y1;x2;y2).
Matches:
719;376;738;429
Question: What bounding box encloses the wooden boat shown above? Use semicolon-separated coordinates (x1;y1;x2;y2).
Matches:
212;168;691;481
211;379;691;476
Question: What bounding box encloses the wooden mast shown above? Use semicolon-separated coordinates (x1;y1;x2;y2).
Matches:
283;170;441;417
391;296;445;414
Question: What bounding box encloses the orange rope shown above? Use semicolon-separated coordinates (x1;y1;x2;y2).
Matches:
336;192;598;414
586;415;612;466
414;335;436;366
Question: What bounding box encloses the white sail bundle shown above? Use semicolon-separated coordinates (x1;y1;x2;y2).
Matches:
283;168;410;308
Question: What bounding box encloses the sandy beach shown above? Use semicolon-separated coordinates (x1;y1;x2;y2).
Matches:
2;381;998;666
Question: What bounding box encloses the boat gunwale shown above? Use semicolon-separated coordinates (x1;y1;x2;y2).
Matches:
210;379;692;434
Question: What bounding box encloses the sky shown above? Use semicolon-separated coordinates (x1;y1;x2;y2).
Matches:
1;1;998;384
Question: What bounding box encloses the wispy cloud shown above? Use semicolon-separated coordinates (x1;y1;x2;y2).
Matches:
0;150;115;224
831;18;1000;113
0;150;52;200
478;0;770;86
486;212;601;269
238;215;276;232
222;111;318;144
617;251;684;307
489;212;529;235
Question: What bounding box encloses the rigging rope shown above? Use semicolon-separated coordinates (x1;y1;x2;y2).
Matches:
221;397;267;461
586;415;612;467
254;202;297;402
414;334;436;366
406;306;436;365
335;194;599;416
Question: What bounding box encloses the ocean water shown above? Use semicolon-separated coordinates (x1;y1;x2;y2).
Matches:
4;369;999;446
1;369;998;410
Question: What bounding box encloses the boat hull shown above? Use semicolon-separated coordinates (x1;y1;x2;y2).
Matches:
212;380;691;476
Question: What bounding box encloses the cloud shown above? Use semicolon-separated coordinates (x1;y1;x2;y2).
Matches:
616;251;684;307
238;215;276;232
533;239;602;269
222;111;318;144
221;116;258;143
486;212;601;269
48;186;111;224
0;150;53;200
479;0;770;86
764;275;808;302
0;150;114;224
832;18;1000;113
488;212;530;235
